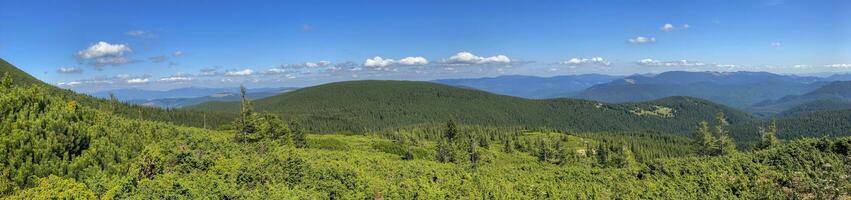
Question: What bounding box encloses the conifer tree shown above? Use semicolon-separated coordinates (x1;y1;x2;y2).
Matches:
291;121;308;148
444;120;458;142
694;121;716;155
468;139;480;165
756;121;780;150
714;113;737;155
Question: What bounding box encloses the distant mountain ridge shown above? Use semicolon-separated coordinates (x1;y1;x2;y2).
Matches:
91;87;295;101
749;81;851;116
574;71;832;110
433;74;620;99
129;88;294;108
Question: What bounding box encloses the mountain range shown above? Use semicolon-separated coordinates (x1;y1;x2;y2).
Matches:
433;74;620;99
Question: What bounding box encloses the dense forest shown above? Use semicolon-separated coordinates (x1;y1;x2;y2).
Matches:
2;70;850;198
188;80;755;135
0;59;235;129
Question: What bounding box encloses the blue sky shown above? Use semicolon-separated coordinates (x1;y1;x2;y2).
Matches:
0;0;849;92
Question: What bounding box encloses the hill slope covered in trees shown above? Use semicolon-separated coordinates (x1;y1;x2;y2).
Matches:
749;81;851;116
0;58;235;128
189;80;755;135
574;71;826;109
2;80;850;198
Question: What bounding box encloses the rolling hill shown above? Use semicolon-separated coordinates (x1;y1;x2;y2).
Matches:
574;71;826;109
0;58;235;128
433;74;620;99
749;81;851;116
188;80;755;134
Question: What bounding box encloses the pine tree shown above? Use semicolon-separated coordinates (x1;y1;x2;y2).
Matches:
291;121;308;148
554;140;567;166
233;85;258;142
756;121;780;150
536;139;550;163
694;121;717;156
444;120;458;142
714;113;737;155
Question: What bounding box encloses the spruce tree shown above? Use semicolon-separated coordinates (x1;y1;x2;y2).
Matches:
444;120;458;142
694;121;716;156
290;121;308;148
756;121;780;150
714;113;737;155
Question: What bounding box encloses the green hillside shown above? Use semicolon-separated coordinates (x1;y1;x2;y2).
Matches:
2;82;850;198
0;58;235;128
189;80;754;135
732;108;851;144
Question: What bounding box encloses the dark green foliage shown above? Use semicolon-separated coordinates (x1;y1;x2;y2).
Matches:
2;82;851;198
291;121;308;148
755;121;780;150
188;80;755;135
0;58;235;129
444;120;458;142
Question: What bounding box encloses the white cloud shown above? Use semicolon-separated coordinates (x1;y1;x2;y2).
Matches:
660;23;689;32
771;42;781;47
77;41;132;59
125;30;154;38
364;56;428;68
225;69;254;76
304;61;332;68
172;51;184;56
126;78;149;84
559;57;610;66
159;75;192;82
266;68;287;74
398;56;429;65
444;52;511;64
826;64;851;68
637;59;706;67
57;81;82;87
57;67;83;74
628;36;656;44
364;56;395;68
199;68;218;76
94;56;133;66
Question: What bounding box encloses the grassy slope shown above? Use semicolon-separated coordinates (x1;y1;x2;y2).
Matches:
189;80;755;135
0;58;235;128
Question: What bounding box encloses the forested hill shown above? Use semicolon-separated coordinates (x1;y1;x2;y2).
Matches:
188;80;754;134
0;58;234;128
749;81;851;116
574;71;824;109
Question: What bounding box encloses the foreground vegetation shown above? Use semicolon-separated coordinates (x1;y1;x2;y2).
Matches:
2;76;850;199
